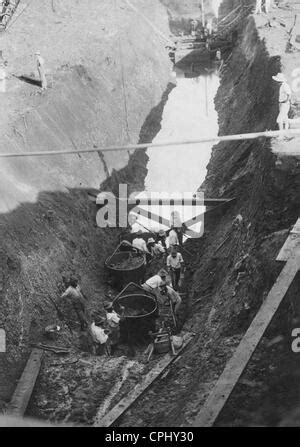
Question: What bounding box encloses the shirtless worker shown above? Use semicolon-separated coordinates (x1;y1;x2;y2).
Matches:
272;73;292;140
159;284;182;316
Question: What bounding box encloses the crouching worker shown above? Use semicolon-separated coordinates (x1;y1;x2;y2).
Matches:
147;237;165;258
159;284;182;316
142;269;168;295
90;317;111;356
132;232;152;264
104;300;125;354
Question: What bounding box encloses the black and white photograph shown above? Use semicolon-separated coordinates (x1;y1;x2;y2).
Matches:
0;0;299;433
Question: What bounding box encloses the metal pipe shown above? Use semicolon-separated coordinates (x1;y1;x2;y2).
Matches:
0;128;300;158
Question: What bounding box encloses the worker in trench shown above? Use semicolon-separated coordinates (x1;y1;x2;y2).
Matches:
158;284;182;319
156;229;167;249
89;315;111;356
146;237;165;258
61;277;88;331
166;246;184;291
103;300;125;354
141;269;168;296
132;230;152;263
169;210;186;248
168;226;179;252
272;72;292;140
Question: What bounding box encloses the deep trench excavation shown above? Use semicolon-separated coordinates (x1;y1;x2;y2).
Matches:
0;0;300;431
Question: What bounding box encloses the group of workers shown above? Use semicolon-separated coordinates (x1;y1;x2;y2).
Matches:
130;226;183;261
59;217;186;356
190;18;213;38
60;277;125;355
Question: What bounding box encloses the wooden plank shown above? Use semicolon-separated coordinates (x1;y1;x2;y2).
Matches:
6;348;44;417
277;219;300;261
191;249;300;427
94;333;194;427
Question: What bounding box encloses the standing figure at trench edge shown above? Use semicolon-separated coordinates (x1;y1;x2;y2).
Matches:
272;72;292;140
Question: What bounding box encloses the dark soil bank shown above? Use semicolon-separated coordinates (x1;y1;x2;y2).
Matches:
117;14;300;427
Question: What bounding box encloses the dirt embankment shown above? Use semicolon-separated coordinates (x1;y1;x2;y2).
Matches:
0;0;173;409
118;12;300;427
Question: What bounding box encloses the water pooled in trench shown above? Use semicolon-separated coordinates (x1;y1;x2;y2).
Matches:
146;66;219;192
135;63;220;236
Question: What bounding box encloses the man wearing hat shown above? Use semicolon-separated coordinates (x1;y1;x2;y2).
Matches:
146;237;165;257
272;72;292;139
35;50;47;90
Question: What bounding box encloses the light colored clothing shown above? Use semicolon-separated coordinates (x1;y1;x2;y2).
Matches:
279;82;291;103
165;285;181;306
277;101;290;124
36;55;47;89
0;67;6;93
90;322;108;345
143;274;164;291
159;285;182;313
106;311;120;328
131;221;146;233
254;0;262;13
61;285;85;304
132;237;148;253
206;20;212;35
152;243;165;255
167;252;184;270
277;81;291;130
168;229;179;247
265;0;273;13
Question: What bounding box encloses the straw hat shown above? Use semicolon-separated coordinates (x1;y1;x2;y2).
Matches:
158;229;166;237
272;73;286;83
147;237;155;244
